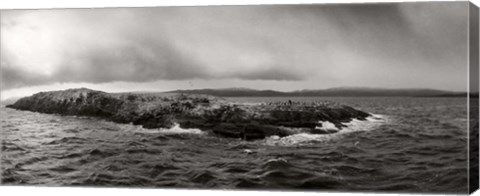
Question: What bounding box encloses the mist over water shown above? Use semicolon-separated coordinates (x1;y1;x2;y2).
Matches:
1;97;469;193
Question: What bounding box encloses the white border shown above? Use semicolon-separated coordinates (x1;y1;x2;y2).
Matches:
0;0;478;196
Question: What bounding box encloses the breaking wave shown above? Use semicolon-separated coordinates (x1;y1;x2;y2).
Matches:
265;114;388;146
115;122;205;135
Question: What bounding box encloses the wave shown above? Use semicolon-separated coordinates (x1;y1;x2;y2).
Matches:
160;123;203;134
117;123;204;135
265;114;387;146
316;121;339;132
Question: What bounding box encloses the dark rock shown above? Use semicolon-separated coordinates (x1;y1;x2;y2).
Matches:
212;123;243;138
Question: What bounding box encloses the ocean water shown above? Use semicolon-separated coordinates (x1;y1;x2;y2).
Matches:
0;97;471;193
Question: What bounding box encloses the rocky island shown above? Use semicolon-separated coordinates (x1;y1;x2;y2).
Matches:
6;88;371;140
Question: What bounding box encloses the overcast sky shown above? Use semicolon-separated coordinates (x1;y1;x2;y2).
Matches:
0;2;470;99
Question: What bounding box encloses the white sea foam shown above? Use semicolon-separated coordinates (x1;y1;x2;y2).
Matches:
126;123;204;135
265;114;387;146
159;123;204;134
315;121;340;132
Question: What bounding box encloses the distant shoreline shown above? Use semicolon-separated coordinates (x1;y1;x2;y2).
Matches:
1;87;475;104
167;87;473;98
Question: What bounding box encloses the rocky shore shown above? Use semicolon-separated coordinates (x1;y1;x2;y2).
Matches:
6;88;371;140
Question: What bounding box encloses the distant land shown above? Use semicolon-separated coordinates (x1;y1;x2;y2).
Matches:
168;87;473;97
1;87;475;105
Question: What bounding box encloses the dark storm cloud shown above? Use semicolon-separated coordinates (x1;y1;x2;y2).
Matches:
0;2;469;91
0;66;48;90
53;40;206;83
303;2;467;69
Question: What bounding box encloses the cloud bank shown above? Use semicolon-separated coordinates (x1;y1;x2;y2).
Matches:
0;2;469;91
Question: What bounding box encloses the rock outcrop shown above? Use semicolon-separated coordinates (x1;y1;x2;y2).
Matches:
6;88;371;140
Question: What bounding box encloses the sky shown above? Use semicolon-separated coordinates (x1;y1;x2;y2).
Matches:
0;2;471;100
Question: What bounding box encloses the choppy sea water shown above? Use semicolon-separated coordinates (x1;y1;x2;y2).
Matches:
0;97;471;193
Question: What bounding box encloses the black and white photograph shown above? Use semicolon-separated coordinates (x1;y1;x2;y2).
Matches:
1;1;479;194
